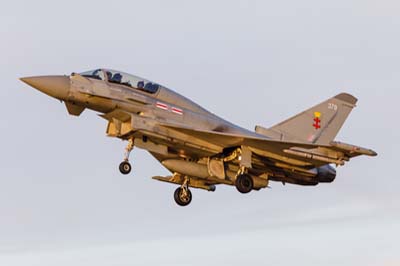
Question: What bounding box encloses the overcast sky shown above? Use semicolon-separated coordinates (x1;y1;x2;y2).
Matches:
0;0;399;265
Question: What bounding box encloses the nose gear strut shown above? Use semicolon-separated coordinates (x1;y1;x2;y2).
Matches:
119;138;134;175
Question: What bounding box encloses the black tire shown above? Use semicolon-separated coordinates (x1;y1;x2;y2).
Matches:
119;161;132;175
174;187;192;207
235;174;254;194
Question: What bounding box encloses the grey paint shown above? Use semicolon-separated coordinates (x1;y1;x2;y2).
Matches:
20;71;376;200
1;0;399;265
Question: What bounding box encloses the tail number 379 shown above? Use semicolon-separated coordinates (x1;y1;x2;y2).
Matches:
328;103;338;111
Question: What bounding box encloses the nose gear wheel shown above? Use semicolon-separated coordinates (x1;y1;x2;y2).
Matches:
119;161;132;175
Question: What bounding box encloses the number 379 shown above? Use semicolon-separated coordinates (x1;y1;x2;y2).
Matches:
328;103;338;111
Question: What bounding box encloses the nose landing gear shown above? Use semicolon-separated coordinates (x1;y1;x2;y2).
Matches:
119;138;134;175
119;161;132;175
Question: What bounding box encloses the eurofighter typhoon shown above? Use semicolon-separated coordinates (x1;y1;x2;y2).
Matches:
20;69;377;206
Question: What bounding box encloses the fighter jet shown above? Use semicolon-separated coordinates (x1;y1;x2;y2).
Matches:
20;69;377;206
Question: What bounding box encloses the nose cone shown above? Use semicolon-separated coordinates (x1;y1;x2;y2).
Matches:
20;75;70;100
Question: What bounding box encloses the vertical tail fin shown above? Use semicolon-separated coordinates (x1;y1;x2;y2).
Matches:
264;93;358;145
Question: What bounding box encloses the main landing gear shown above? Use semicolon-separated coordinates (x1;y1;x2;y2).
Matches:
119;138;134;175
235;171;254;194
174;178;192;207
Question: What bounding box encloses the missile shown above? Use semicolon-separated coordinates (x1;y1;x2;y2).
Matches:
283;149;345;166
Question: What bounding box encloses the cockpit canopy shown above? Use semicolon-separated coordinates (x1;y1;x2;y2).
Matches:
79;69;160;94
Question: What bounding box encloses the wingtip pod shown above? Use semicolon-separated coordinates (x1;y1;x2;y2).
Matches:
334;93;358;105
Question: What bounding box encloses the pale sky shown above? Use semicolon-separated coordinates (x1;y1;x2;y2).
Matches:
0;0;399;265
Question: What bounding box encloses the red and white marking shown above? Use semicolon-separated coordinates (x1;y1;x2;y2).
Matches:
171;107;183;115
156;102;168;110
156;102;184;115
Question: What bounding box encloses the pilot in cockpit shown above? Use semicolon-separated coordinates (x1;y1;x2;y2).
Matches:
111;73;123;83
137;81;145;89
